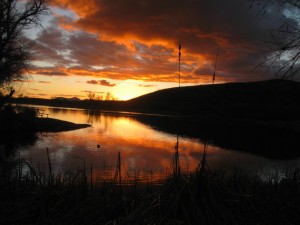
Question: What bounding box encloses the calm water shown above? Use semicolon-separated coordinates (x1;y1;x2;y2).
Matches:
19;106;300;182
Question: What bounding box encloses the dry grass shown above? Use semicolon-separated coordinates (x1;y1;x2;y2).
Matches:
1;149;300;225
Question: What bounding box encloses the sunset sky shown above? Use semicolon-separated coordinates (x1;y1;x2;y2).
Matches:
20;0;298;100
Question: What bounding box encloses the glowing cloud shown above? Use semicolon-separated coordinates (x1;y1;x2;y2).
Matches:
23;0;296;99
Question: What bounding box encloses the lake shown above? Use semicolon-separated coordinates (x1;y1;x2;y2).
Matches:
18;106;300;183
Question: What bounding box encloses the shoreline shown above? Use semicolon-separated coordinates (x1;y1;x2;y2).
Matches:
35;117;91;132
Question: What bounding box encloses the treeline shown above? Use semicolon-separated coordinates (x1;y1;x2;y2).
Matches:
9;97;127;112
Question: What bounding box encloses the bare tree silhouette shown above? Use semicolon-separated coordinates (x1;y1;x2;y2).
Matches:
250;0;300;79
0;0;48;104
87;91;96;101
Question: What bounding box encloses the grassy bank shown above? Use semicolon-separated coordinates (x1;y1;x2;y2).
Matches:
1;153;300;225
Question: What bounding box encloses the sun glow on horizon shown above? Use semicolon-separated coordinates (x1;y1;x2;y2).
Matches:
20;75;189;100
18;0;290;99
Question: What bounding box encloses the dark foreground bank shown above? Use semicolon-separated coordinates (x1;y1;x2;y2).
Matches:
1;158;300;225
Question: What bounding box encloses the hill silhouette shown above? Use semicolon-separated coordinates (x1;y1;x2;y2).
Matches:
10;79;300;121
127;79;300;120
126;79;300;158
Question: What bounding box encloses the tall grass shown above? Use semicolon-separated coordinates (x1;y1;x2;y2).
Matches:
1;147;300;225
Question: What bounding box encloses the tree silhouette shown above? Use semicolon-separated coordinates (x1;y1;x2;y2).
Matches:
250;0;300;78
87;91;96;101
0;0;48;91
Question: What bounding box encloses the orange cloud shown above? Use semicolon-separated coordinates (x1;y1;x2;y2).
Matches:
50;0;99;17
29;0;295;92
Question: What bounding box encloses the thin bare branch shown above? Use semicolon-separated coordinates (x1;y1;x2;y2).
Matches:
0;0;48;89
250;0;300;78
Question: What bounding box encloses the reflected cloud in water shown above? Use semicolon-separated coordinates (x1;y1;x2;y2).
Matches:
19;107;300;182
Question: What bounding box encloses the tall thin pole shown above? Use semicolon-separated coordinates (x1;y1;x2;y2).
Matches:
212;47;219;84
178;26;182;87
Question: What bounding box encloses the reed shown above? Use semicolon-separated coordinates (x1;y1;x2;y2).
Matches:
1;148;300;225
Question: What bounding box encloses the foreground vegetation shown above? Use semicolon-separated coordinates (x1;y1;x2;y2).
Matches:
1;152;300;225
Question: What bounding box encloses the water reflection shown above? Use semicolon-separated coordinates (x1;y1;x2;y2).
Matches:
18;106;300;183
131;115;300;160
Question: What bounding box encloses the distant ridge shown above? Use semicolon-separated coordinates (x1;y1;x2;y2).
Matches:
54;97;81;102
10;79;300;121
127;79;300;120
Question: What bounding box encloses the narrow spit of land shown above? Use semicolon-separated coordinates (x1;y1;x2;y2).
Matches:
35;117;91;132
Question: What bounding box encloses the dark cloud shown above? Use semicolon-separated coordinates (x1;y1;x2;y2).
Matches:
32;26;73;66
35;70;68;76
60;0;286;47
86;79;116;87
82;90;105;94
138;84;157;88
32;0;295;83
38;81;52;84
13;79;32;83
99;80;116;87
30;88;41;92
86;80;98;85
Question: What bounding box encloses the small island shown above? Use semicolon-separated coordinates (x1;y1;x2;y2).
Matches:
35;117;91;132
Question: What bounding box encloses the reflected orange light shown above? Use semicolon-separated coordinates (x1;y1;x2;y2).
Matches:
20;108;214;183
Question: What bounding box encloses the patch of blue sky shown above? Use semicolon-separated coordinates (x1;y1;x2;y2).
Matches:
283;5;300;26
24;5;79;40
